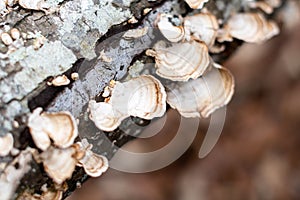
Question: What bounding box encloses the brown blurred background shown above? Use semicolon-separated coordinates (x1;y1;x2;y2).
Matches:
68;19;300;200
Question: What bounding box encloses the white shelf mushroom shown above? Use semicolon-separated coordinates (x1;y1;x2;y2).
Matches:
184;12;219;49
0;133;14;157
246;0;282;14
1;32;13;45
166;63;234;118
146;40;210;81
223;12;279;43
28;108;78;151
185;0;210;9
247;1;274;14
75;139;109;177
123;27;149;40
89;75;167;131
10;28;20;40
89;101;127;132
50;75;70;86
40;147;77;184
156;13;185;43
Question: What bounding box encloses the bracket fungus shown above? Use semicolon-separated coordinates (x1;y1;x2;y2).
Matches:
247;1;274;14
184;13;219;50
50;75;71;86
123;27;149;40
1;32;13;45
222;12;279;43
40;147;77;185
71;72;79;81
166;63;234;118
89;75;167;131
10;28;20;40
146;40;210;81
156;14;185;43
0;133;14;157
32;138;109;184
75;139;109;177
185;0;210;9
28;108;78;151
246;0;282;14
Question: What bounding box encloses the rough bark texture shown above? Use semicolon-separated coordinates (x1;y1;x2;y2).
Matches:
0;0;292;199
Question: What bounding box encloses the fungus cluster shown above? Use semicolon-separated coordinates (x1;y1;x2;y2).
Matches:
88;0;280;131
0;28;20;45
0;27;24;56
0;27;49;60
167;64;234;118
89;75;166;131
0;0;285;198
27;108;108;185
146;40;210;81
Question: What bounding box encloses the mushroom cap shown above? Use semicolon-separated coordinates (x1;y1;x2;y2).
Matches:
111;75;167;119
1;32;13;45
78;150;109;177
42;111;78;148
247;1;274;14
28;108;78;150
146;40;210;81
28;108;51;151
226;12;279;43
10;28;21;40
123;27;148;39
166;63;234;118
75;139;109;177
51;75;70;86
184;13;219;48
0;133;14;157
157;14;185;43
82;153;109;177
89;75;167;131
40;147;77;184
89;100;127;132
185;0;210;9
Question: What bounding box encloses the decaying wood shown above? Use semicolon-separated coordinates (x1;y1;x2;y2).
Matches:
0;0;294;199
